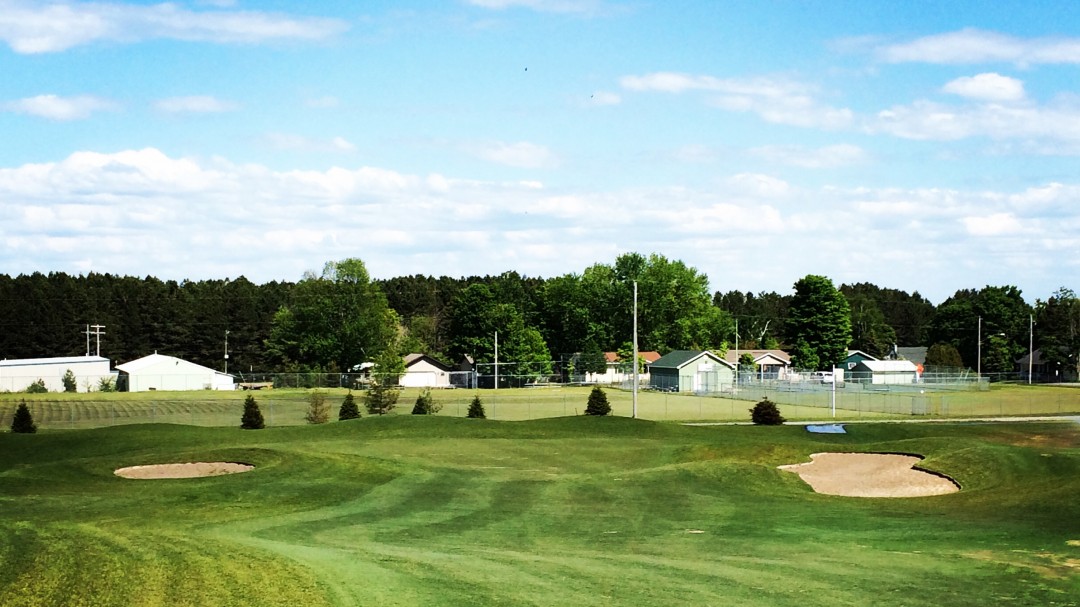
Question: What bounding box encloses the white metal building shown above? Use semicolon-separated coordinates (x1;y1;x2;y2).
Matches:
0;355;114;393
849;360;919;385
117;353;235;392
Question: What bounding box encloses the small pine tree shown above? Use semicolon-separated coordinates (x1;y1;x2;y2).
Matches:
411;389;441;415
750;398;785;425
11;401;37;434
339;392;361;421
364;380;399;415
241;394;265;429
25;379;47;394
466;395;486;419
584;386;611;416
97;377;116;392
62;369;78;393
305;391;330;424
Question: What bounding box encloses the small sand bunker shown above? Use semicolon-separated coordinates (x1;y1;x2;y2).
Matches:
779;452;958;498
115;462;254;480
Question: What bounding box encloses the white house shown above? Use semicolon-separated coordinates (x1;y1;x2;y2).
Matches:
399;353;453;388
117;353;235;392
723;349;792;380
584;351;662;384
0;355;114;393
849;360;919;385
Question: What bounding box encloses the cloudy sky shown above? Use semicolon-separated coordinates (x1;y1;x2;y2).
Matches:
1;0;1078;303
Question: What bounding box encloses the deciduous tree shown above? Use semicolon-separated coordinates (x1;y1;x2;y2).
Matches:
785;275;852;370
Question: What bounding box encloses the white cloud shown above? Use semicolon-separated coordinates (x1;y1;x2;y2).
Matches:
305;95;341;109
750;144;867;168
621;71;853;129
725;173;792;198
262;133;357;153
4;94;115;120
963;212;1022;236
879;28;1080;66
465;0;605;14
942;73;1025;102
155;95;238;113
466;141;558;169
587;91;621;106
870;97;1080;142
0;0;348;54
0;148;1077;302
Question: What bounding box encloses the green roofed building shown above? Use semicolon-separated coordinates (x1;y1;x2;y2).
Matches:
649;350;734;393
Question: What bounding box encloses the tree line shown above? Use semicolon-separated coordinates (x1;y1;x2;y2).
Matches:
1;254;1076;378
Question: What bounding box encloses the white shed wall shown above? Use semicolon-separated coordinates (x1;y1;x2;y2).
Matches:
0;357;113;393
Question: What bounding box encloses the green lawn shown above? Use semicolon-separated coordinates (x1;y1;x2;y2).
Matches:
2;416;1078;606
3;384;1078;430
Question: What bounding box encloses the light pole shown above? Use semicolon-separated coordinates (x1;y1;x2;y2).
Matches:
224;330;230;374
1028;314;1034;385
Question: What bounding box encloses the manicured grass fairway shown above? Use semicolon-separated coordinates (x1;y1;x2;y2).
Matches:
2;416;1078;606
2;384;1077;430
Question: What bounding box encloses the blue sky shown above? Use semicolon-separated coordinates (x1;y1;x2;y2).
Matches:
1;0;1078;304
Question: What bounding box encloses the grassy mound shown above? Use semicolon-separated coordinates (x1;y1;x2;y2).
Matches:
1;417;1078;606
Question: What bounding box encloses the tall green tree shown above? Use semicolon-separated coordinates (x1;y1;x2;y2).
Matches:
845;292;897;358
1034;287;1080;380
612;253;732;353
785;275;852;370
448;284;553;379
927;286;1032;374
265;259;396;372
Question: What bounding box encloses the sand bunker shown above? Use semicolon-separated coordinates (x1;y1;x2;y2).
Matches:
779;452;958;498
114;462;254;479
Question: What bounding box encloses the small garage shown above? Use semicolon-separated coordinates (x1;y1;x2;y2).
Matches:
649;350;734;393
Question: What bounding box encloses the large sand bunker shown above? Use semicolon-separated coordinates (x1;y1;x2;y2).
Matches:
779;452;958;498
114;462;254;479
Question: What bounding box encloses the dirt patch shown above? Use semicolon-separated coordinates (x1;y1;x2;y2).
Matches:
778;452;958;498
115;462;254;479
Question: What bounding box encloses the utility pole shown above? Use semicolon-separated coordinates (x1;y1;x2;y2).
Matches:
632;281;638;419
1028;314;1034;385
224;330;230;374
87;324;105;357
494;330;499;391
977;316;982;380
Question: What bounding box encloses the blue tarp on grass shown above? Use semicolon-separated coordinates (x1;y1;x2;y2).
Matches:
806;424;847;434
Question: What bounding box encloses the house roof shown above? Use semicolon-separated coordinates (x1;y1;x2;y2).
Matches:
0;355;109;368
1015;349;1042;365
117;353;230;377
845;349;878;361
650;350;733;370
854;360;918;372
723;349;791;365
404;353;452;371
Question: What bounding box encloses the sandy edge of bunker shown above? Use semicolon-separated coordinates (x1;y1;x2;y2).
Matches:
779;452;959;498
114;462;254;479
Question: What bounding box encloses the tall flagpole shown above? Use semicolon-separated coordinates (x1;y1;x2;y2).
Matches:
632;281;638;419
